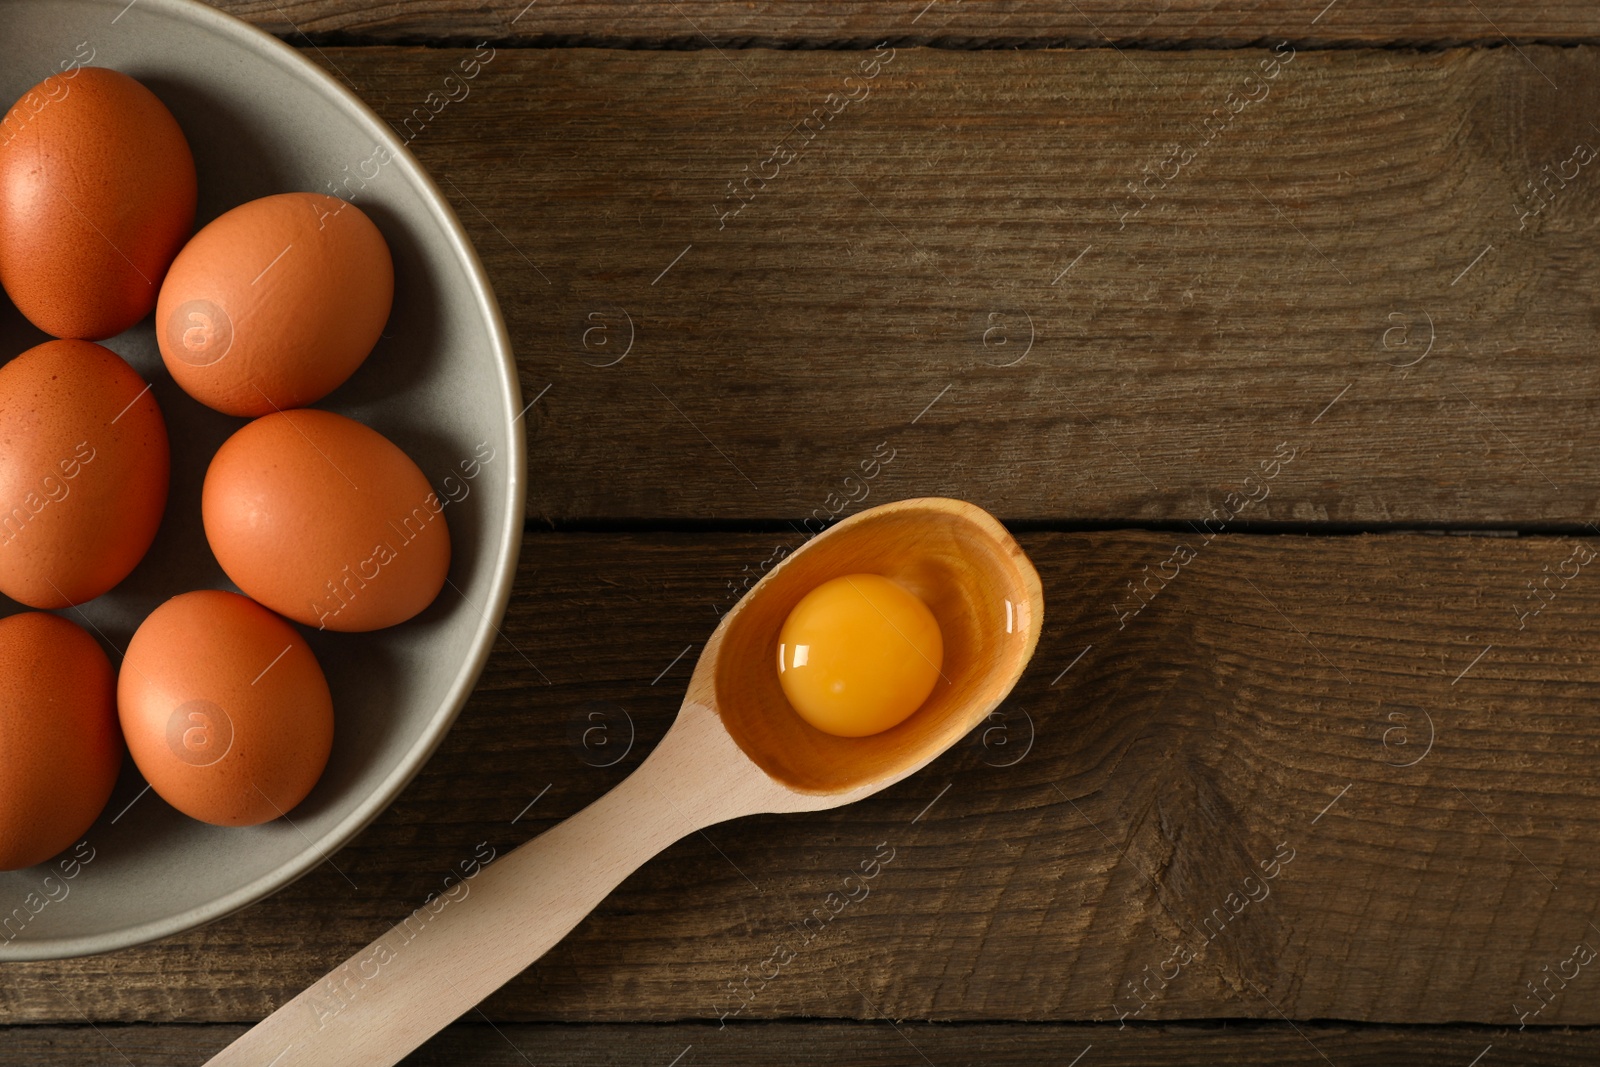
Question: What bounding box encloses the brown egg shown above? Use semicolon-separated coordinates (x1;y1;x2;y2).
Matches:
118;590;333;827
0;612;120;870
156;192;393;416
203;410;449;632
0;340;169;608
0;67;196;340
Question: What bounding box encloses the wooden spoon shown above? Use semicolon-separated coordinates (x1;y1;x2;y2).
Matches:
208;497;1044;1066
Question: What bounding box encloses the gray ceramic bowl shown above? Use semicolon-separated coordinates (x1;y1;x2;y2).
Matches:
0;0;524;958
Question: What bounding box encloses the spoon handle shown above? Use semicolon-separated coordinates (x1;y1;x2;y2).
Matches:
207;702;767;1067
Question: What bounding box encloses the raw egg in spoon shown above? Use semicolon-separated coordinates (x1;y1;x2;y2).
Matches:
777;573;945;737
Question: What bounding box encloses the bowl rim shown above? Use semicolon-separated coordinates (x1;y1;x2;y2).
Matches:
1;0;527;960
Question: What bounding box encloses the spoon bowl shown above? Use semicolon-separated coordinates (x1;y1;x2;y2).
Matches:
712;496;1043;794
209;498;1043;1067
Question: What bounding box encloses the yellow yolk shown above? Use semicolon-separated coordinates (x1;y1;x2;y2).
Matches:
777;573;944;738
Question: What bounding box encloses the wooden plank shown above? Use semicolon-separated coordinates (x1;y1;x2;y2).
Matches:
217;1;1600;48
5;531;1600;1027
0;1021;1592;1066
301;45;1600;525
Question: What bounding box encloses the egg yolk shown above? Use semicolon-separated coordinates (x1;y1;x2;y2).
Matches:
777;573;944;737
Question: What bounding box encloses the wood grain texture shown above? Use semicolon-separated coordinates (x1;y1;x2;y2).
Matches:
4;1021;1596;1066
216;0;1600;48
300;44;1600;525
5;531;1600;1029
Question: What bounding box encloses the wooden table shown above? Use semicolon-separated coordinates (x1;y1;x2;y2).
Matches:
9;2;1600;1063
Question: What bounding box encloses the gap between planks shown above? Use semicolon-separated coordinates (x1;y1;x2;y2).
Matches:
259;33;1600;51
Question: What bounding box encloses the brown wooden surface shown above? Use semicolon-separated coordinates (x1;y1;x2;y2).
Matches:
295;43;1600;526
220;0;1600;47
0;1021;1592;1066
7;532;1600;1040
10;3;1600;1063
